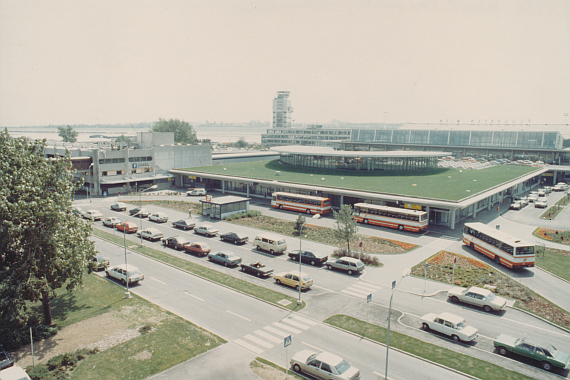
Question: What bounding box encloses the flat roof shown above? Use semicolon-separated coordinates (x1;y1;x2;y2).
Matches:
200;195;251;205
271;145;450;158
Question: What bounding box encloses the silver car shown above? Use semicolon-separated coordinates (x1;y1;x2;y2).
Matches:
194;224;219;237
290;350;361;380
103;216;122;228
447;286;507;312
105;264;144;285
326;257;365;275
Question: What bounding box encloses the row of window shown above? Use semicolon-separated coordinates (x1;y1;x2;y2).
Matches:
101;167;153;176
275;195;329;206
355;207;422;222
98;156;152;165
464;227;536;256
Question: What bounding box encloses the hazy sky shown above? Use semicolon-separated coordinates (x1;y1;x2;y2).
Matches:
1;0;569;127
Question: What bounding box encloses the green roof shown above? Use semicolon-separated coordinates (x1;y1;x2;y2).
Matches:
179;160;539;202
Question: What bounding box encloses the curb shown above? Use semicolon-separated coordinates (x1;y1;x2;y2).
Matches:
534;265;570;286
507;305;570;334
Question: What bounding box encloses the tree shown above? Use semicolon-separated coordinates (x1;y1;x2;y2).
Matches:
57;125;78;143
333;204;358;254
115;134;132;144
0;130;97;327
152;118;198;144
236;137;248;148
293;214;306;236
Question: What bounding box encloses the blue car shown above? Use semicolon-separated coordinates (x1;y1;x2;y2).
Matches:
208;251;242;267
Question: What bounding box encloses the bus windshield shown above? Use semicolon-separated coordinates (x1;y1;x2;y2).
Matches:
516;246;534;256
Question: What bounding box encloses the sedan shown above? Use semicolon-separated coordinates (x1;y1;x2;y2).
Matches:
494;334;570;371
83;210;103;221
326;257;365;275
274;271;313;290
172;219;196;230
116;221;138;233
527;194;539;203
534;200;548;208
447;286;507;312
187;188;207;196
194;224;219;237
208;251;242;267
103;217;122;228
105;264;144;285
291;350;361;380
110;202;128;211
149;212;168;223
136;227;164;241
288;250;328;266
220;232;249;245
129;207;150;217
162;236;191;250
509;202;522;210
92;254;110;271
184;242;211;257
421;312;478;342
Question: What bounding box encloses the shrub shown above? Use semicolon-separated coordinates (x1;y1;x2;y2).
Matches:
223;210;262;221
0;323;58;351
332;247;382;266
139;323;153;334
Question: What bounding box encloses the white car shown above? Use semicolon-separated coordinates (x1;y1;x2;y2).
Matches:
137;227;164;241
290;350;361;380
447;286;507;312
518;196;529;206
102;216;122;227
527;194;538;203
83;209;103;221
187;188;207;196
105;264;144;285
194;224;219;237
535;199;548;208
149;212;168;223
509;202;522;210
421;312;478;342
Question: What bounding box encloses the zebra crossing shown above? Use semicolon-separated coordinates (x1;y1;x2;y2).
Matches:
425;236;457;251
341;281;382;299
233;315;317;354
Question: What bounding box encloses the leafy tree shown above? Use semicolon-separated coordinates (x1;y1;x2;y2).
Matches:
152;118;198;144
115;134;132;143
333;204;358;254
57;125;78;143
0;130;97;327
293;214;306;236
236;137;248;148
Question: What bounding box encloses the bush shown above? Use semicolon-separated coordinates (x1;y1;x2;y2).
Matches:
27;348;98;380
139;323;153;334
0;323;58;351
223;210;261;221
332;247;382;266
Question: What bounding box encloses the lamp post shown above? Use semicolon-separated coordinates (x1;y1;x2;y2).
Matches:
88;163;94;202
138;184;157;246
122;212;141;299
385;267;411;380
297;213;320;305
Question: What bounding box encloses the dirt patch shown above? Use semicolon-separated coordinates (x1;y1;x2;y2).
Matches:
130;350;152;361
12;312;133;368
250;360;298;380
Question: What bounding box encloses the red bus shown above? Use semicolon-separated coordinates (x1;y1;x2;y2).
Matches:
271;192;331;215
353;203;428;232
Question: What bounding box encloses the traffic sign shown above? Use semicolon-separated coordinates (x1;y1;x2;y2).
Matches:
367;294;372;303
284;335;292;348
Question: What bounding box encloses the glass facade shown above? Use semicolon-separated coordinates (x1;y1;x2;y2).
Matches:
279;153;440;171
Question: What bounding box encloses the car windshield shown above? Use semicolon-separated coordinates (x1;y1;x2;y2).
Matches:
548;345;557;356
487;293;496;301
335;359;351;374
278;240;286;245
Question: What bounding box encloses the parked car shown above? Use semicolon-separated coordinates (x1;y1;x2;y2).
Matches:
509;201;522;210
105;264;144;285
537;189;546;197
187;188;207;196
240;261;274;277
447;286;507;312
172;219;196;230
494;334;570;372
552;184;565;191
82;209;103;221
102;216;122;228
162;236;191;250
290;350;361;380
527;194;539;203
421;312;478;342
535;199;548;208
149;212;169;223
194;224;219;237
137;227;164;241
92;254;110;271
253;234;287;254
326;257;365;275
116;221;138;233
274;271;313;290
110;202;128;211
129;207;150;217
208;251;242;267
519;196;529;206
184;242;211;257
220;231;249;245
288;250;328;266
543;186;552;193
72;206;83;217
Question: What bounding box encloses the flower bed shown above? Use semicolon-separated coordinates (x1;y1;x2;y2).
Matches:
534;227;570;245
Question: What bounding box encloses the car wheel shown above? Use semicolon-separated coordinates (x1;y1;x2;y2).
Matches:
541;361;553;371
256;272;261;277
224;262;228;267
451;335;460;342
422;323;430;331
220;237;224;241
279;205;283;210
208;256;212;261
497;346;508;356
326;264;332;270
293;364;301;373
295;285;300;291
398;225;404;231
276;279;281;285
363;219;369;224
290;255;297;261
348;270;353;275
483;305;492;313
494;255;501;264
257;245;262;251
310;260;316;266
450;296;459;303
105;271;110;277
469;242;475;250
121;279;126;286
270;249;275;255
234;240;238;245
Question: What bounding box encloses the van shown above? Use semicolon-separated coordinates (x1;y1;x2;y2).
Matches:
253;234;287;255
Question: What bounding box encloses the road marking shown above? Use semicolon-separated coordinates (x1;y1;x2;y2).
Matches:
273;322;301;334
183;292;204;302
226;310;251;321
302;342;325;352
149;277;166;285
291;315;317;326
234;339;263;354
264;326;290;338
244;334;274;348
353;282;381;291
373;371;394;380
341;290;367;298
281;318;310;330
254;330;282;343
344;287;371;296
312;285;335;292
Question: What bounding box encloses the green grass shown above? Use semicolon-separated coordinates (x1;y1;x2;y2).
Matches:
540;205;565;219
535;248;570;282
325;315;537;380
250;357;304;380
179;160;538;201
92;228;306;311
533;227;570;246
555;194;570;206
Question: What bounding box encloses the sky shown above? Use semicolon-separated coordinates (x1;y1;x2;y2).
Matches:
1;0;569;127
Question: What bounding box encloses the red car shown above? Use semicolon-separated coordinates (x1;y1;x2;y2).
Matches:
184;242;211;257
116;221;139;233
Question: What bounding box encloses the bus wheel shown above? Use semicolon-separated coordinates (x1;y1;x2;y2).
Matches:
279;205;283;210
470;242;474;250
495;256;501;264
398;225;404;231
363;219;369;224
306;209;311;214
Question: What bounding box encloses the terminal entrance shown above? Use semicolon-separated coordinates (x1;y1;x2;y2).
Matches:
430;208;450;227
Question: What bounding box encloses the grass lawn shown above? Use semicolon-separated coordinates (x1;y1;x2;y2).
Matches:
92;228;306;311
533;227;570;246
534;247;570;282
250;357;304;380
325;315;536;380
179;160;538;201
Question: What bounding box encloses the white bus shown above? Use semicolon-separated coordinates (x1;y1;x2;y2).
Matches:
271;192;332;215
463;222;535;268
353;203;428;232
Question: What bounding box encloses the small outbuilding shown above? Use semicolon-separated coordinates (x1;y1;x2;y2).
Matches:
200;195;251;219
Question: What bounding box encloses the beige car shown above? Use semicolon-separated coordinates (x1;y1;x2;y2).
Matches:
274;271;313;290
447;286;507;312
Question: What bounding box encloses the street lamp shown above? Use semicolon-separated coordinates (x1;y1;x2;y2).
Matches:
138;184;157;246
88;163;94;202
385;267;411;380
122;212;141;299
297;213;320;305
